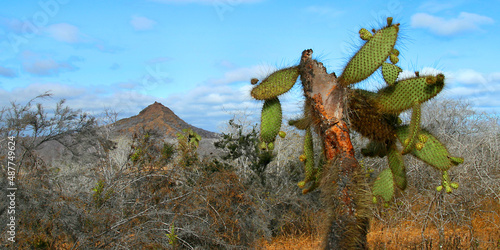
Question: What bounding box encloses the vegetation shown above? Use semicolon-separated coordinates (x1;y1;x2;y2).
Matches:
0;93;498;249
0;18;499;249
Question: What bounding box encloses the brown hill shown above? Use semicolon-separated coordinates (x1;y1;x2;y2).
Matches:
112;102;219;138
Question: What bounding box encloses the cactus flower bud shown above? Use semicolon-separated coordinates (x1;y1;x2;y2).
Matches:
279;131;286;138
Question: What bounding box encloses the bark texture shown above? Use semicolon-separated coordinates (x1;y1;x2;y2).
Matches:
298;49;370;249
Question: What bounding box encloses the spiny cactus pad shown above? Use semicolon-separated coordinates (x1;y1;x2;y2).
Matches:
303;128;315;181
260;98;282;143
401;103;421;154
302;157;323;194
396;126;463;171
298;128;322;194
373;168;395;202
375;74;445;113
387;146;407;190
251;66;299;100
339;23;399;86
381;62;402;85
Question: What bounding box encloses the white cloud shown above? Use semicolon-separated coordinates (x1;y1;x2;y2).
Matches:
23;59;76;76
163;82;260;131
130;15;157;31
411;12;494;36
22;58;77;76
0;83;85;106
209;64;277;85
21;51;81;76
0;82;159;121
0;18;42;35
162;64;305;131
453;69;488;85
45;23;83;43
398;67;444;80
0;66;17;78
441;69;500;112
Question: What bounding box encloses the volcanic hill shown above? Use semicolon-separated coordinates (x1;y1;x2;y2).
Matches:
112;102;219;138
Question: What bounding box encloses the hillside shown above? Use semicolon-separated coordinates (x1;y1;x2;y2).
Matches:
111;101;219;139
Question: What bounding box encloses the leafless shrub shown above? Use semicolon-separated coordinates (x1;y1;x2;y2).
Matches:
2;95;497;248
366;97;500;248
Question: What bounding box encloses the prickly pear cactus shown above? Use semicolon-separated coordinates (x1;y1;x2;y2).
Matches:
249;17;464;248
338;19;399;86
297;127;322;194
260;97;282;145
251;66;299;100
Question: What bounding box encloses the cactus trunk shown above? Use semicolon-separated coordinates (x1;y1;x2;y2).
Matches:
299;49;370;249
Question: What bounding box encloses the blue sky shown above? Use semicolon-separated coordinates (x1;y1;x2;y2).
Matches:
0;0;498;133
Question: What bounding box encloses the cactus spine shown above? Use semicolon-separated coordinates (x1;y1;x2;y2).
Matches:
396;126;463;171
381;62;402;85
298;127;320;194
375;74;445;113
260;97;282;144
338;18;399;86
251;66;299;100
401;103;421;154
387;146;407;190
372;168;395;203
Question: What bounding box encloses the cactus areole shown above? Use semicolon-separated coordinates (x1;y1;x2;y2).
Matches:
249;17;463;249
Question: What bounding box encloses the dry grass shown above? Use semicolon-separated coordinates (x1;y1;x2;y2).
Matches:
258;199;500;250
256;234;322;249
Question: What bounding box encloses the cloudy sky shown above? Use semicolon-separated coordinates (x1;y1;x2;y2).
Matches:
0;0;498;132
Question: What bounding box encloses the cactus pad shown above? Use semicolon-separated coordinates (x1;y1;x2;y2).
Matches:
387;146;407;190
373;168;395;202
298;128;322;194
303;128;315;182
251;66;299;100
382;62;402;85
260;98;282;143
401;103;421;154
396;126;463;171
375;74;445;113
339;24;399;86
